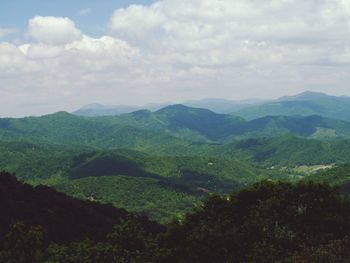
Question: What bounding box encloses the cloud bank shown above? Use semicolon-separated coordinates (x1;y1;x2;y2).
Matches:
1;0;350;116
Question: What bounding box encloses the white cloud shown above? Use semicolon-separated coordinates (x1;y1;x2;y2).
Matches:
2;1;350;116
110;3;166;44
28;16;82;44
0;42;40;75
109;0;350;66
106;0;350;99
19;43;65;59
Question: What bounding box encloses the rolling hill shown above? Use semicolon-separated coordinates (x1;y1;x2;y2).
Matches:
73;103;167;117
0;140;274;222
2;105;350;148
235;91;350;121
227;136;350;166
306;163;350;187
73;98;267;116
3;102;350;222
3;133;350;222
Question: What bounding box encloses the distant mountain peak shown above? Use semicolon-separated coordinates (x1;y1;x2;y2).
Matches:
279;91;334;101
156;104;192;112
155;104;217;116
296;91;331;97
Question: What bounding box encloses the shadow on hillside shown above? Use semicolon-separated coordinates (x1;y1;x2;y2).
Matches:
69;153;161;179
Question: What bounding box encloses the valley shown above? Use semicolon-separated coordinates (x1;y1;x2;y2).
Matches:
2;92;350;223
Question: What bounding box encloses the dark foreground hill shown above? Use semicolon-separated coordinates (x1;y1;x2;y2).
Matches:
0;172;164;244
164;181;350;262
1;178;350;262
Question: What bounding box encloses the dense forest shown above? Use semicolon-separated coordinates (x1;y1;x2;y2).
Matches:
2;92;350;262
3;98;350;222
1;171;350;262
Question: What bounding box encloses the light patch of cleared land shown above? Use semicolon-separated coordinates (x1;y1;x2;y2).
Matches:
292;164;335;175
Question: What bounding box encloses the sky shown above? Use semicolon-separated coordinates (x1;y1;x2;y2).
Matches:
1;0;350;117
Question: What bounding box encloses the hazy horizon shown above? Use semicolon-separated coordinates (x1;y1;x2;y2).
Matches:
1;0;350;117
0;90;346;118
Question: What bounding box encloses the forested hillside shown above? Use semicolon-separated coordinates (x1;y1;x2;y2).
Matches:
2;104;350;148
2;103;350;222
0;172;163;243
2;173;350;262
2;98;350;260
235;91;350;121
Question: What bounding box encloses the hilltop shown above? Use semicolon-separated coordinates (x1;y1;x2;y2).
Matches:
235;91;350;121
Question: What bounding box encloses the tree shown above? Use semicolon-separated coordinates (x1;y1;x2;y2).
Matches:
0;221;44;263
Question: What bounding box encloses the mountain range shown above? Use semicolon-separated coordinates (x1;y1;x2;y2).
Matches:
73;91;350;122
73;97;269;116
3;91;350;222
2;103;350;149
235;91;350;121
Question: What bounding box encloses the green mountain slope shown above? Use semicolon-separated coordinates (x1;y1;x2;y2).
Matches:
306;164;350;186
4;134;350;223
235;91;350;121
0;141;265;185
0;140;79;180
3;102;350;223
226;136;350;166
0;140;277;222
154;104;243;140
73;98;266;116
0;111;193;149
2;105;350;148
54;175;201;223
